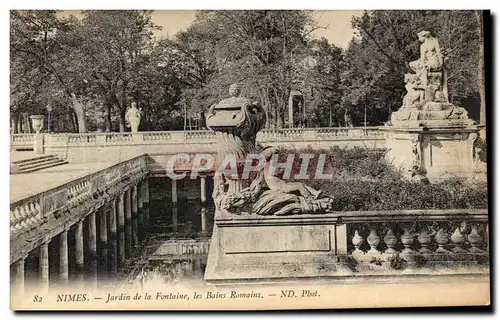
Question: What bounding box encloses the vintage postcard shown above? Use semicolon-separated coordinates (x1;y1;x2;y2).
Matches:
9;9;489;310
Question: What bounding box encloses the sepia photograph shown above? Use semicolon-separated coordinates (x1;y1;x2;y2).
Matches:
8;8;490;311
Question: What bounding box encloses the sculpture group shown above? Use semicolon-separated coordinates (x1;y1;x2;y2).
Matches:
391;30;472;126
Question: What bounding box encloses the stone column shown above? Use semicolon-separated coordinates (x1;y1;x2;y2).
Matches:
39;241;49;292
99;207;108;280
200;175;207;204
143;179;150;228
201;206;207;233
117;192;126;266
124;188;132;258
132;185;139;248
88;211;97;287
172;206;178;234
75;220;84;286
59;230;69;286
137;181;144;242
109;198;118;275
171;179;178;204
13;257;25;296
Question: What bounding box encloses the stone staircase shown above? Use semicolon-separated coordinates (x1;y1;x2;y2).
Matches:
10;155;67;174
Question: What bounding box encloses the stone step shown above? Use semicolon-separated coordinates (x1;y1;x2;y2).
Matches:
11;155;55;165
14;156;60;168
11;156;67;174
15;159;67;174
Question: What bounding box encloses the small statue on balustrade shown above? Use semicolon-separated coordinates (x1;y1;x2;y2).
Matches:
125;102;142;133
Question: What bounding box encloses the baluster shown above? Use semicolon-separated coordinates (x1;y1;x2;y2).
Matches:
435;228;450;253
26;202;37;226
10;209;18;233
22;203;33;228
401;227;415;255
73;184;79;202
383;228;398;254
35;201;43;220
84;182;91;200
468;226;485;253
351;230;364;255
80;182;86;201
450;228;467;253
18;205;29;230
13;207;24;231
77;183;82;201
366;228;381;255
417;230;432;253
68;186;75;205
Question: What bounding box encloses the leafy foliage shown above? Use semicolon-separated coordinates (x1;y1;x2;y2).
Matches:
10;10;483;132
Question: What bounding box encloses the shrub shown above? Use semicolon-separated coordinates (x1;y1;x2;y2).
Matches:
389;255;408;270
269;146;488;211
475;137;488;163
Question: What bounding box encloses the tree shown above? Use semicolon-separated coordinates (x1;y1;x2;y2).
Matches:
11;10;90;132
74;10;161;132
476;10;486;139
169;10;324;129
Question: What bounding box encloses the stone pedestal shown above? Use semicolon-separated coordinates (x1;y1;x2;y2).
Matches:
33;134;44;154
204;213;350;284
384;125;482;181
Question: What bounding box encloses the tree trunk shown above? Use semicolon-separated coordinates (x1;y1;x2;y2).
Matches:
119;109;126;133
12;112;19;134
105;100;112;132
71;111;78;133
259;87;270;130
119;84;128;133
476;10;486;140
70;93;88;133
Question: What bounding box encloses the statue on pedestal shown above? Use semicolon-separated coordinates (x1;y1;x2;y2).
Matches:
125;102;141;133
391;30;473;126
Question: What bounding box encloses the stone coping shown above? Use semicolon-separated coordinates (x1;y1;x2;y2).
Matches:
215;209;488;225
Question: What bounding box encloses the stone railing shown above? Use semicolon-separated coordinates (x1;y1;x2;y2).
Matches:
341;209;489;273
10;134;34;150
11;127;384;148
10;128;387;163
257;127;384;141
10;154;148;238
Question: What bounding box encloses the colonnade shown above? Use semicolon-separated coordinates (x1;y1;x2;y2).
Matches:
11;179;150;294
169;174;208;233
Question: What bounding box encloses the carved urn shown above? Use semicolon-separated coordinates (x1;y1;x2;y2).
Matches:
29;115;45;134
205;84;266;158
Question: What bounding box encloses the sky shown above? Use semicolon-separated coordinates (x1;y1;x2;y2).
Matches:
61;10;363;49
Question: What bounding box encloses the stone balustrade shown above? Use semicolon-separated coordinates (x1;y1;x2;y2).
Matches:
206;208;489;282
10;154;151;294
10;155;148;244
11;134;35;150
10;127;387;163
341;209;489;272
11;127;385;149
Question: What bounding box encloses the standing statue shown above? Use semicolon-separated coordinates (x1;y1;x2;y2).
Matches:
125;102;141;133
